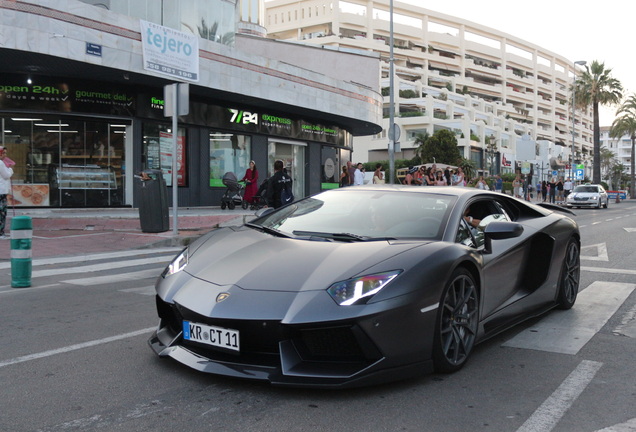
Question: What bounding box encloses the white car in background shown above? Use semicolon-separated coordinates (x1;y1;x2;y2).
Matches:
566;184;609;209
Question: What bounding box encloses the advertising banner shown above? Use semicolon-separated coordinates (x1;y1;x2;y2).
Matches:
140;20;199;82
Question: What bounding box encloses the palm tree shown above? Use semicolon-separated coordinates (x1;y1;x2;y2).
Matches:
610;93;636;198
574;61;623;184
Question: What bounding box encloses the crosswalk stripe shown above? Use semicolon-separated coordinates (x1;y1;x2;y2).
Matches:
119;286;156;296
62;270;161;286
30;256;171;278
503;281;636;354
0;247;181;270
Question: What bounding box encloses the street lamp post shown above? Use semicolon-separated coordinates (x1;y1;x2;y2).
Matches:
571;60;586;183
388;0;395;184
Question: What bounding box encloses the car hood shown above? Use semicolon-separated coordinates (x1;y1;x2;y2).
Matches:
183;227;425;293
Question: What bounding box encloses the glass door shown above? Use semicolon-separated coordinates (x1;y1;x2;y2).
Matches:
267;140;305;201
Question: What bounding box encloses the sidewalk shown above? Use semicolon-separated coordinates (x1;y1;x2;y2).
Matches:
0;207;256;260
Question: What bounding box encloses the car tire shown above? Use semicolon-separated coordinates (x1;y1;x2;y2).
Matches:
603;200;608;209
556;237;580;310
432;267;479;373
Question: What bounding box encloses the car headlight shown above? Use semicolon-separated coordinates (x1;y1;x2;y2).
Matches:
161;248;188;278
327;271;401;306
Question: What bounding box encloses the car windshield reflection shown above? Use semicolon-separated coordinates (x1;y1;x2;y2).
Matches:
251;190;457;240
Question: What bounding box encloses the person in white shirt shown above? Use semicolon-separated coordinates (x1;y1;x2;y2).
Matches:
353;163;365;185
564;178;573;199
0;146;15;239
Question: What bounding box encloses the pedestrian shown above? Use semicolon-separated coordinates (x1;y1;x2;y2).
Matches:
512;174;522;198
240;160;258;205
556;177;564;204
541;180;548;202
548;177;557;204
266;159;292;208
372;163;385;184
347;161;356;186
353;162;365;185
494;175;503;193
0;146;14;239
564;177;573;199
339;165;350;187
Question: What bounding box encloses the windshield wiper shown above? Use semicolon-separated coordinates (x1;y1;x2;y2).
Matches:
292;231;396;242
245;222;292;238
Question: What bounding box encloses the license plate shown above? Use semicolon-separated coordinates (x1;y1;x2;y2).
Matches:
182;321;240;352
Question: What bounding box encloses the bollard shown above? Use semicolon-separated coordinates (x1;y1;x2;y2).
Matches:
10;215;32;288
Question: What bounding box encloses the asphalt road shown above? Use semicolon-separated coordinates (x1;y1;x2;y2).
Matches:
1;201;635;432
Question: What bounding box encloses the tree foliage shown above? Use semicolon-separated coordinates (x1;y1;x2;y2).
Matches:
610;93;636;198
574;60;623;184
415;129;461;165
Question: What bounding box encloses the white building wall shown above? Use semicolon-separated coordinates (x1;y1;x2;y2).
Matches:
264;0;594;175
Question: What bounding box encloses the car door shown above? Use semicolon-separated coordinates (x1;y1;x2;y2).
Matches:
456;198;528;319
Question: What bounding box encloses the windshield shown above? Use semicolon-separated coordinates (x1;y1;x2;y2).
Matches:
250;189;456;240
573;185;600;193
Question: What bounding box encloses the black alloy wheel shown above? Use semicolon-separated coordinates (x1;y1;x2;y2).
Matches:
557;237;580;309
432;268;479;373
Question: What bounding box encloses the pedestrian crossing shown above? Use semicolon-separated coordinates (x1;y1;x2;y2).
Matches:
2;246;635;432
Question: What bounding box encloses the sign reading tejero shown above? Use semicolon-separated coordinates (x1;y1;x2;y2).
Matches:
140;20;199;82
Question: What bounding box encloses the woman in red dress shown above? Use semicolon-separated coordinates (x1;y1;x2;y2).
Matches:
241;160;259;204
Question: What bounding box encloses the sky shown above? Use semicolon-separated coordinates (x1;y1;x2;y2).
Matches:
398;0;635;126
265;0;634;126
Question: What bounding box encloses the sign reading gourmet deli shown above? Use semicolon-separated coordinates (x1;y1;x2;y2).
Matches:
140;20;199;82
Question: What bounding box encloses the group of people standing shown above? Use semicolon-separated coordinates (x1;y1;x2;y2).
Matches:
240;159;293;209
340;161;371;187
538;177;573;204
403;165;467;187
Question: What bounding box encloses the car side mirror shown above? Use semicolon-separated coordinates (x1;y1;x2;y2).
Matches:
482;221;523;254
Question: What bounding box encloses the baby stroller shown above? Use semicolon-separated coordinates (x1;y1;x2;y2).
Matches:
250;177;270;210
220;172;247;210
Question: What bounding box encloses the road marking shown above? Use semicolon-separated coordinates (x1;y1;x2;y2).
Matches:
0;327;155;369
503;282;635;354
26;400;169;432
595;417;636;432
582;266;636;276
29;256;171;278
613;303;636;338
625;228;636;232
516;360;603;432
581;243;608;261
0;247;181;270
119;285;156;296
62;269;161;286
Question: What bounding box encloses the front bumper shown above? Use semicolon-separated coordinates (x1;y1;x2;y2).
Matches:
148;295;435;388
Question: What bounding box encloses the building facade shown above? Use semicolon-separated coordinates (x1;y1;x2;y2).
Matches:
264;0;594;181
601;126;634;177
0;0;382;208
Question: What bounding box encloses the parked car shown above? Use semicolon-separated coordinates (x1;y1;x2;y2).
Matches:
566;184;609;209
149;186;581;388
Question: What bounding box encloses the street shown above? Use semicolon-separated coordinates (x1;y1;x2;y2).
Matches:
1;202;635;432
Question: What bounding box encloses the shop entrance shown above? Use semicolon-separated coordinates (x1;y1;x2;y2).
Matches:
1;116;129;207
267;140;306;201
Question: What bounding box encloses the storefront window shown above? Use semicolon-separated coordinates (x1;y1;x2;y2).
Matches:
142;123;186;187
1;116;127;207
321;146;339;190
209;132;251;187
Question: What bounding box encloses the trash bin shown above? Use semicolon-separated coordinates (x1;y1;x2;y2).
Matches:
137;169;169;233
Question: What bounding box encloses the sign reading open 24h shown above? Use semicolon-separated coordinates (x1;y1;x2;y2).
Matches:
140;20;199;82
